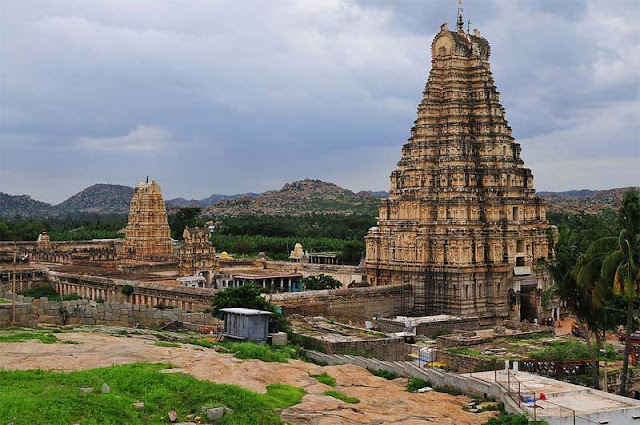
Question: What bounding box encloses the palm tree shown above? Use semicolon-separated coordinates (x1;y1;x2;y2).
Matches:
576;189;640;396
547;228;602;388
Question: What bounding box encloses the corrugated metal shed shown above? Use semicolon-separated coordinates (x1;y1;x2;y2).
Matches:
221;308;272;344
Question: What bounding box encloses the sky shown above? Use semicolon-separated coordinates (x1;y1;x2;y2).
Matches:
1;0;638;204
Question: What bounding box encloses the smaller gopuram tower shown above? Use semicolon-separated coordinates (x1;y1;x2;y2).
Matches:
178;223;217;284
124;178;173;259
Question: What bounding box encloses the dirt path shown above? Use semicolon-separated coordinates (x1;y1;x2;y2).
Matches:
0;331;496;425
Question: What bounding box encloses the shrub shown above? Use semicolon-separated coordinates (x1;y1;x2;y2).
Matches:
154;341;180;348
371;369;397;380
120;285;134;296
225;342;298;363
19;284;58;299
323;390;359;404
310;372;336;387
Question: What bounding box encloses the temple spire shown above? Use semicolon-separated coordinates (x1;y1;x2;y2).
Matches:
457;0;464;32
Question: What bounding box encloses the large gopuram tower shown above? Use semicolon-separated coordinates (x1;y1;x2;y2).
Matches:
365;20;552;319
124;179;173;259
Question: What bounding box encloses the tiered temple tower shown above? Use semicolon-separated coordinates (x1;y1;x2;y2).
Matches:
365;21;552;319
178;224;217;284
124;179;173;259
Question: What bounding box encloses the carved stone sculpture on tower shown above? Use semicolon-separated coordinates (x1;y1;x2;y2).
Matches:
365;22;552;319
124;179;173;259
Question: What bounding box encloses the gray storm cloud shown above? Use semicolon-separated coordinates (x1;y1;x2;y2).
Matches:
1;0;638;203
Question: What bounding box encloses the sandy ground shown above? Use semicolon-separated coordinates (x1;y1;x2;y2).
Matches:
0;331;496;425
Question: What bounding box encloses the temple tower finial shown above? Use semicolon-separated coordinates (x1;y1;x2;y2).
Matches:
457;0;464;32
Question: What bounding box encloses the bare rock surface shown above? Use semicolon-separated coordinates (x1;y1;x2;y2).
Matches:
0;331;495;424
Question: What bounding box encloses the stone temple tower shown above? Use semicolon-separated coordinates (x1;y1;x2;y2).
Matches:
365;21;552;320
124;179;173;259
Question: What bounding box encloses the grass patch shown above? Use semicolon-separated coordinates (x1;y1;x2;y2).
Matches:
187;339;299;363
0;331;58;344
323;390;360;404
370;369;397;380
154;341;180;348
310;372;336;387
530;340;597;362
483;412;548;424
447;347;483;356
0;363;304;424
0;298;11;304
406;377;464;396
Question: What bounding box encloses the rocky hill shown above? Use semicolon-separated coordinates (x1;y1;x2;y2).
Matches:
167;193;259;208
0;193;56;218
2;183;636;219
57;184;134;214
539;187;639;214
203;179;381;216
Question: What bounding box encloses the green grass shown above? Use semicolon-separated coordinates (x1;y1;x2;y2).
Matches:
0;298;11;304
0;331;58;344
370;369;398;380
187;339;299;363
530;340;596;362
310;372;336;387
447;347;483;356
323;390;360;404
0;363;305;425
154;341;180;348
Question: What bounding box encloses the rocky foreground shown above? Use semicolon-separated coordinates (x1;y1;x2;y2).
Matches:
0;329;495;425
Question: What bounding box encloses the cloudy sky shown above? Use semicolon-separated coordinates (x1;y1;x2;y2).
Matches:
1;0;638;203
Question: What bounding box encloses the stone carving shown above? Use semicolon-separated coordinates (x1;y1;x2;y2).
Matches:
124;179;173;259
365;22;551;318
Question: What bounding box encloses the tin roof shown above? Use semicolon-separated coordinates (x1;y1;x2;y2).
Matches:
220;308;272;316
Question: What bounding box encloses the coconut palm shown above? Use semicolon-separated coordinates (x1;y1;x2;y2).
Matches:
576;189;640;396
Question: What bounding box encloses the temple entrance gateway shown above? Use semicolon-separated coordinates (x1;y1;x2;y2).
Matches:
519;284;538;323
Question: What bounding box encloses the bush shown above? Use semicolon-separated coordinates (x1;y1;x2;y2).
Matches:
301;274;342;291
310;372;336;387
120;285;134;296
371;369;397;380
19;284;58;299
323;390;359;404
406;377;463;396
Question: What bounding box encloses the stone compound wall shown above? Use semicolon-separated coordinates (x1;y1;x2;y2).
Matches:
0;297;38;327
295;333;410;361
377;316;486;337
267;285;413;321
0;290;218;329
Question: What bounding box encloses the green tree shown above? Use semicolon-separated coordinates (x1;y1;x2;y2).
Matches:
338;240;364;265
168;207;203;239
576;188;640;396
301;274;342;291
211;284;289;332
546;228;607;388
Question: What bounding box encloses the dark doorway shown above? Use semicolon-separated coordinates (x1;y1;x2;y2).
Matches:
520;284;538;322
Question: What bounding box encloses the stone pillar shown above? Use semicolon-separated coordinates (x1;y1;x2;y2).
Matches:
288;278;292;292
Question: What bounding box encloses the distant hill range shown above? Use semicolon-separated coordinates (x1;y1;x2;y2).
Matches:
166;193;259;208
202;179;381;216
538;187;639;215
1;182;636;219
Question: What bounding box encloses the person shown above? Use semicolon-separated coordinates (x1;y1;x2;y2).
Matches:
533;318;538;325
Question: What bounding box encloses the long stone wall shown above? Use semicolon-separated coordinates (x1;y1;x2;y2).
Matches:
377;316;486;337
48;271;215;311
267;285;413;321
0;289;219;329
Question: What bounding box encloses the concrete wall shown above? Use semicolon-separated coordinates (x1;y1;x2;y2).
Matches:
267;285;413;321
